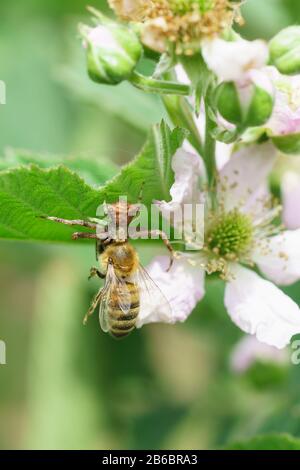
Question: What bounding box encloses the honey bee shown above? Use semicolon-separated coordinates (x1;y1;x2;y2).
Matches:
42;199;174;339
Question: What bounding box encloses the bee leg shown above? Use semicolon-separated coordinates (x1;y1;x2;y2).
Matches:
135;229;174;272
39;216;97;229
72;232;99;240
83;288;103;325
88;267;105;280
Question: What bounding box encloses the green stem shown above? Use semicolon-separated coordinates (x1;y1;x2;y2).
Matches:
162;94;203;155
161;70;203;155
204;97;217;193
129;71;191;96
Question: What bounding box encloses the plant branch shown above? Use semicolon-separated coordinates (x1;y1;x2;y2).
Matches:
129;71;191;96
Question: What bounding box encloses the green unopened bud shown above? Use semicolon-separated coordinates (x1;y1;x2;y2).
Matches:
216;72;274;129
79;13;142;85
269;26;300;76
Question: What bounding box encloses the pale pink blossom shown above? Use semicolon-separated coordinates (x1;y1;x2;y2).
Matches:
264;66;300;137
202;37;269;83
202;38;274;129
282;171;300;229
139;144;300;349
230;336;288;373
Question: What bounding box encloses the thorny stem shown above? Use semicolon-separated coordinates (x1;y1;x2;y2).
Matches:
129;71;192;96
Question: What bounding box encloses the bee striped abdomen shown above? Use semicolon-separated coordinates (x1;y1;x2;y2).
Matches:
108;282;140;339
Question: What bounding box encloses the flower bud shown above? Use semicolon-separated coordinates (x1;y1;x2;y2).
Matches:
216;70;274;129
264;67;300;155
80;16;142;85
269;26;300;76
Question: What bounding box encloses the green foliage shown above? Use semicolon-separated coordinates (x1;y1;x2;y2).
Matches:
245;361;288;390
226;433;300;450
0;149;118;186
0;165;102;242
99;121;186;206
2;0;300;452
0;122;185;243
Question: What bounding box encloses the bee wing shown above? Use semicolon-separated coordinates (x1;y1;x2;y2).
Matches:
99;263;132;333
133;264;172;326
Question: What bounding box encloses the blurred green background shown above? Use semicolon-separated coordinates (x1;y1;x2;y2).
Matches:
1;0;300;450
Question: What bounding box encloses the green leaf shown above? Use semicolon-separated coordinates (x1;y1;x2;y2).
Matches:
0;122;185;243
179;53;213;115
226;433;300;450
0;149;118;187
0;165;103;242
98;121;186;206
162;95;203;155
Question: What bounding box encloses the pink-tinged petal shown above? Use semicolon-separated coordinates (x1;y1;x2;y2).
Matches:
218;142;277;211
202;38;269;82
224;264;300;349
282;172;300;229
230;335;288;373
136;256;205;327
253;229;300;286
265;66;300;136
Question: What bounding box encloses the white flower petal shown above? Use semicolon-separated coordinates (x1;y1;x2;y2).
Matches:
155;149;205;242
216;141;233;170
218;141;277;211
253;229;300;286
282;171;300;229
164;148;203;206
224;264;300;349
175;64;191;85
202;38;269;82
136;256;205;327
230;335;288;373
249;68;274;97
